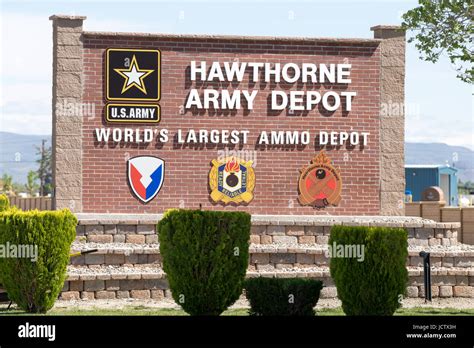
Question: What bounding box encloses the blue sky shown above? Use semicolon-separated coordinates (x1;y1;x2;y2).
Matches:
1;0;473;149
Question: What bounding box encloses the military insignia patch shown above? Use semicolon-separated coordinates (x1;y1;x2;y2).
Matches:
209;157;255;204
128;156;165;203
298;151;342;209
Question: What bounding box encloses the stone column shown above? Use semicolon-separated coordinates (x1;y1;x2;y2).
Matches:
371;25;406;216
49;15;86;212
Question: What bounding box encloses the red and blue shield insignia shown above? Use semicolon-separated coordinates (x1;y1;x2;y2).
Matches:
127;156;165;203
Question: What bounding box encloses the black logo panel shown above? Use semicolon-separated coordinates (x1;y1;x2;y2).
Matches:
106;48;160;101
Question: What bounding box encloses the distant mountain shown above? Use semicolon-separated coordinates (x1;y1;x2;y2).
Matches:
0;132;473;184
405;142;474;183
0;132;51;184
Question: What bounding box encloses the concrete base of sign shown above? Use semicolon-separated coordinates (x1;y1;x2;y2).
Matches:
60;215;474;300
75;213;459;227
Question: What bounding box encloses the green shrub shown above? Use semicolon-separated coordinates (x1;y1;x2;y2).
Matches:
0;209;77;313
0;194;9;286
0;194;9;212
244;278;323;316
329;226;408;316
158;209;250;316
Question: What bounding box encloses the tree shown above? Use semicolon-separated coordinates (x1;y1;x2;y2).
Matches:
458;179;474;194
35;139;52;196
1;174;13;194
25;171;39;197
402;0;473;83
11;183;24;195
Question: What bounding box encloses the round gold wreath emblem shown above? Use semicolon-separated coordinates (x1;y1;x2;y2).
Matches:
209;157;255;204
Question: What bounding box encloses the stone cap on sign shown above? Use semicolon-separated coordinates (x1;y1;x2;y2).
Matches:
49;14;87;20
50;13;387;45
371;25;405;39
76;213;163;225
75;213;461;229
82;31;382;46
370;25;404;31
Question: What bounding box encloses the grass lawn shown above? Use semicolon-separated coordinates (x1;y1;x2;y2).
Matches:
1;305;473;316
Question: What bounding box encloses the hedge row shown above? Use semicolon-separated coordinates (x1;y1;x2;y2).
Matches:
329;225;408;316
158;209;251;316
158;211;409;316
0;208;77;313
244;278;323;316
0;194;9;212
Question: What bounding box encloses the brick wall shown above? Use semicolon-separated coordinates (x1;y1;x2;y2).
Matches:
51;16;406;215
83;35;381;215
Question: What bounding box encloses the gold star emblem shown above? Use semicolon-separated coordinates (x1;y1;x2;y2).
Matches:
114;55;154;95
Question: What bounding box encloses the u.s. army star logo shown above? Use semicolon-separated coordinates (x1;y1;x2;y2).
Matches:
106;48;160;101
298;151;342;209
114;55;154;95
209;157;255;204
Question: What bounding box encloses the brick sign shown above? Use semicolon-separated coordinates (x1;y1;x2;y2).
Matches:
50;15;405;215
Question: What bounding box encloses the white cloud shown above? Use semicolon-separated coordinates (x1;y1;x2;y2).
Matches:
1;113;51;135
85;16;162;33
406;113;474;150
0;13;52;82
2;82;50;108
